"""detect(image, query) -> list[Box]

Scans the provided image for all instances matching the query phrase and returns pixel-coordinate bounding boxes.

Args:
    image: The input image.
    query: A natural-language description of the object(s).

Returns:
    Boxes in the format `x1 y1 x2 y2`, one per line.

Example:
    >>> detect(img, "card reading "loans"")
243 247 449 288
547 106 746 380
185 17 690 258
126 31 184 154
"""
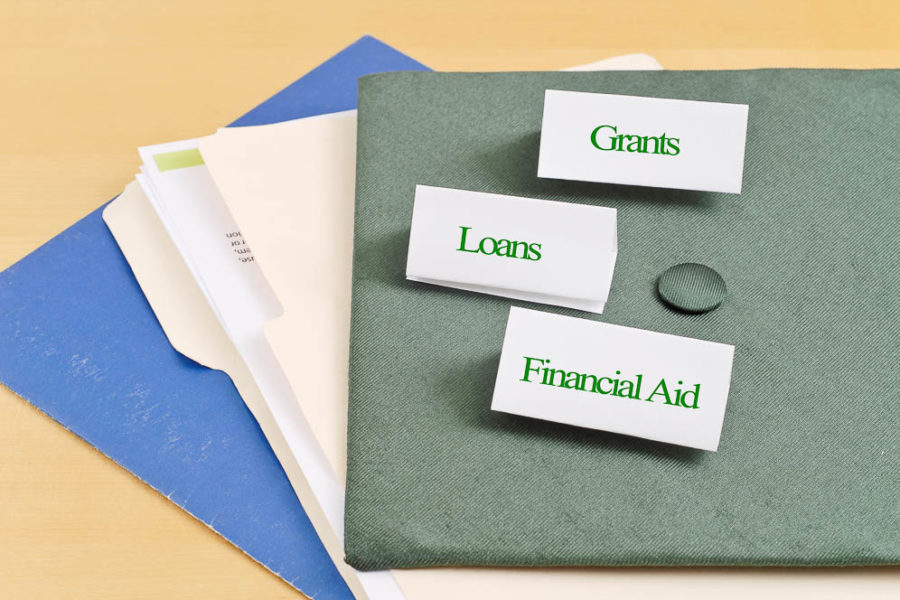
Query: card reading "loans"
406 185 617 313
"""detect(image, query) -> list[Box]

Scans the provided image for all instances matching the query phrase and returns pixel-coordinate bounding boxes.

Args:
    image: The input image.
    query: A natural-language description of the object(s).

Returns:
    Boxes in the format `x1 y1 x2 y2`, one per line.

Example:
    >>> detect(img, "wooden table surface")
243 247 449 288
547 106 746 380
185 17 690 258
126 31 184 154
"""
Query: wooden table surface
1 1 898 598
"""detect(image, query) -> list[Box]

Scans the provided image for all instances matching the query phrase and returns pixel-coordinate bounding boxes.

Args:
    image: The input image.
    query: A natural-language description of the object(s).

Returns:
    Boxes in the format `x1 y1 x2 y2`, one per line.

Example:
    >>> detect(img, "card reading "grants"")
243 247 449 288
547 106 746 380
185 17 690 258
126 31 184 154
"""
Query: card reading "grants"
538 89 749 194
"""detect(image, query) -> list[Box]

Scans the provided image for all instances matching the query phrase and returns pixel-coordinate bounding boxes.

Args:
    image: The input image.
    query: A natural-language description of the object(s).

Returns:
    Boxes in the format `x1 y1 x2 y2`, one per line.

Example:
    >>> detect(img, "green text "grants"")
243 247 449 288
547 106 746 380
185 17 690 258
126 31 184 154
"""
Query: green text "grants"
590 124 681 156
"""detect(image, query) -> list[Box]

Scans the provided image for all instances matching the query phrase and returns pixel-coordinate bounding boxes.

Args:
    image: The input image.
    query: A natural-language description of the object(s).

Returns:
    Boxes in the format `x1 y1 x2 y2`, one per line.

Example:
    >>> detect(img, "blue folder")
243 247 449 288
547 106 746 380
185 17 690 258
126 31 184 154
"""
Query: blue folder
0 36 428 599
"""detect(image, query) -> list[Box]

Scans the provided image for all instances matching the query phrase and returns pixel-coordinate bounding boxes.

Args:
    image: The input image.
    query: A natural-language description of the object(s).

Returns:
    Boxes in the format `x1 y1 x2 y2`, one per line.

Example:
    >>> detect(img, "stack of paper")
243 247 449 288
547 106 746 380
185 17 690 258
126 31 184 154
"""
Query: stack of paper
103 53 665 599
4 32 895 599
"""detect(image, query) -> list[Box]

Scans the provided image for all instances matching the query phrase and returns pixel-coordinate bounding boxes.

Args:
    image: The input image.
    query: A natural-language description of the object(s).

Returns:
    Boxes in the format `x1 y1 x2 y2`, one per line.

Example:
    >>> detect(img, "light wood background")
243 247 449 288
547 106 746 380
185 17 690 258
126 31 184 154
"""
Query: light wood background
1 1 898 598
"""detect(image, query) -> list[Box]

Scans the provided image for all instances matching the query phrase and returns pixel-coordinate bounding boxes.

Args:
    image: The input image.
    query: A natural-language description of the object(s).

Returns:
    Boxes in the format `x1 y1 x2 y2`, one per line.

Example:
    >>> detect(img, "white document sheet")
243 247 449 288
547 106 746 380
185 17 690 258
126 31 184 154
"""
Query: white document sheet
137 140 283 342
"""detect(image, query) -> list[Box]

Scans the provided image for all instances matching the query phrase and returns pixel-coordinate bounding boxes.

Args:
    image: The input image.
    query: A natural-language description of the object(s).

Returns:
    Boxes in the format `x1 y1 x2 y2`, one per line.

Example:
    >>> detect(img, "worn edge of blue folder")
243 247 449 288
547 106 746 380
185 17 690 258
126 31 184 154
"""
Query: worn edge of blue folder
0 35 428 599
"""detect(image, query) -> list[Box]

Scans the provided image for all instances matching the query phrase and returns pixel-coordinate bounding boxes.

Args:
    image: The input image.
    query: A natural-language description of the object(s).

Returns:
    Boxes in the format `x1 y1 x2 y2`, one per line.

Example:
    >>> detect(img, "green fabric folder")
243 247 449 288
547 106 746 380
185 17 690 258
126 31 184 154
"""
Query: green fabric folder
345 70 900 570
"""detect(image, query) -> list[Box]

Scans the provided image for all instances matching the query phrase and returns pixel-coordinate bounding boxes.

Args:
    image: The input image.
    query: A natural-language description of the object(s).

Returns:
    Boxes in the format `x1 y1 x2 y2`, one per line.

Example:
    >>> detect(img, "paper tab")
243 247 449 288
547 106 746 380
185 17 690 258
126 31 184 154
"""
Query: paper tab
538 90 749 194
492 307 735 451
152 148 206 172
406 185 617 313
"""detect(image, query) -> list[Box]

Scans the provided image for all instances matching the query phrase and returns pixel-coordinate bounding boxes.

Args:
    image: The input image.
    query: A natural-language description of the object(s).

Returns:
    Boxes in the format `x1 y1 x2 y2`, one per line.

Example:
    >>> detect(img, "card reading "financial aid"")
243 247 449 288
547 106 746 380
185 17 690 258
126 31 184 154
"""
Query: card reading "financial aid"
492 307 735 451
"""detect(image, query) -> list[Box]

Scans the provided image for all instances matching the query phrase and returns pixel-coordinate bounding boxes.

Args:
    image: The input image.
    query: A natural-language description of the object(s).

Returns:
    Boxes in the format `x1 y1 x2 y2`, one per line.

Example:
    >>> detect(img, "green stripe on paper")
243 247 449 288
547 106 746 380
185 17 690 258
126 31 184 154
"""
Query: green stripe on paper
153 148 205 172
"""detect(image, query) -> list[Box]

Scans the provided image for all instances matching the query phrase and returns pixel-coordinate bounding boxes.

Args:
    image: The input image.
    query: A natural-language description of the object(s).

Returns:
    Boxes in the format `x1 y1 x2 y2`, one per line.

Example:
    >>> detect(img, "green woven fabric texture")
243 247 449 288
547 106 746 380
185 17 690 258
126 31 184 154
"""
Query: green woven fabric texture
345 70 900 570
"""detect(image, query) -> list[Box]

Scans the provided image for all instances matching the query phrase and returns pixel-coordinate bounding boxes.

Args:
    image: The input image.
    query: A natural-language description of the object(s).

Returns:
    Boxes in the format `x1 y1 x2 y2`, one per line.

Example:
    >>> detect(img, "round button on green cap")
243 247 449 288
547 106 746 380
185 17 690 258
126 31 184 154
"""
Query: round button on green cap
657 263 726 313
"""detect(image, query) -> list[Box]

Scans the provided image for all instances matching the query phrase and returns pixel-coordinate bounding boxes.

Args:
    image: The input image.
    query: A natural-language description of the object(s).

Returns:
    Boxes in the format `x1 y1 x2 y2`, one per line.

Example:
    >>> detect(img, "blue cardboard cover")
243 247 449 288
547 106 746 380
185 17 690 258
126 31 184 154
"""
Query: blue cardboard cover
0 36 428 598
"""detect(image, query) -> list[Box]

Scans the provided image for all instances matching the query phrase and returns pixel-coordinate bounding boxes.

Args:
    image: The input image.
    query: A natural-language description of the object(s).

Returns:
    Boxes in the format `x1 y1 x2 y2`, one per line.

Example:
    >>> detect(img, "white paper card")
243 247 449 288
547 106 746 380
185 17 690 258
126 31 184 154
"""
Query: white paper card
538 89 749 194
406 185 617 313
492 307 735 451
135 140 283 344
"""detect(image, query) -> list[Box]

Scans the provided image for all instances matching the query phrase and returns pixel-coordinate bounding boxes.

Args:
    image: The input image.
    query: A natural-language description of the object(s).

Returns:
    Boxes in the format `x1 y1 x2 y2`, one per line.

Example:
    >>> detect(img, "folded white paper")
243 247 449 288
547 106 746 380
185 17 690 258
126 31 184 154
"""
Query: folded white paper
406 185 617 313
493 307 735 451
538 90 749 193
